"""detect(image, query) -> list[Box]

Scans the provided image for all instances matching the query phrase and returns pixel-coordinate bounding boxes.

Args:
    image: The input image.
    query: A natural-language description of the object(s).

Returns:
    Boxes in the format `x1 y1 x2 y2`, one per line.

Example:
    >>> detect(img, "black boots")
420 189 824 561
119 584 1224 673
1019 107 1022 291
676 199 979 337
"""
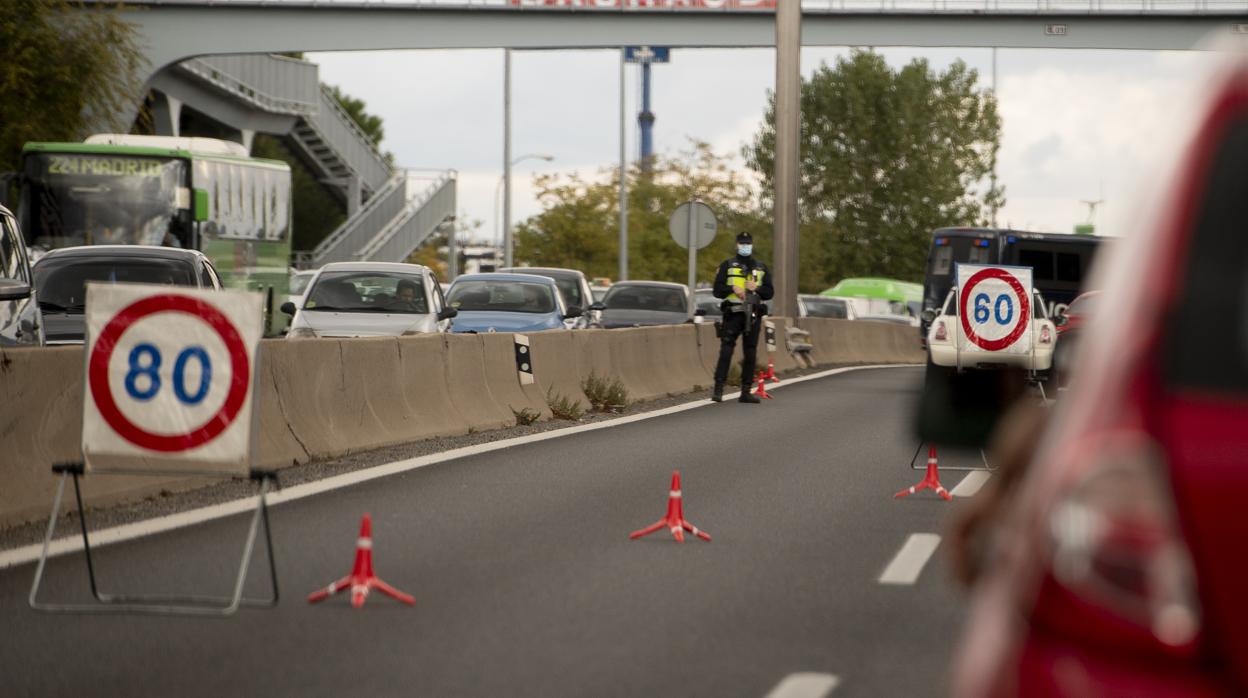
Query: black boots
739 393 761 404
711 383 724 402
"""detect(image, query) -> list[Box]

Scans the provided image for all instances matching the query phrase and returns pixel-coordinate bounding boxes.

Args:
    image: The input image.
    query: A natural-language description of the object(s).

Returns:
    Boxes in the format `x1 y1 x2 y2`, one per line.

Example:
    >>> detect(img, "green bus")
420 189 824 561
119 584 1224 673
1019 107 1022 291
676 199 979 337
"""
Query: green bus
820 277 922 325
17 134 292 335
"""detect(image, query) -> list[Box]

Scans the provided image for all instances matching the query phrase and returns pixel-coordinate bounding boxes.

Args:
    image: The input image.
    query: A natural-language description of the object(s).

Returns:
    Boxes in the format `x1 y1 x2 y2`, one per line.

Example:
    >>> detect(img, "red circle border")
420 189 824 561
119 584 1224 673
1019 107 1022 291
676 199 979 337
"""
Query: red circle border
959 268 1031 352
88 294 251 453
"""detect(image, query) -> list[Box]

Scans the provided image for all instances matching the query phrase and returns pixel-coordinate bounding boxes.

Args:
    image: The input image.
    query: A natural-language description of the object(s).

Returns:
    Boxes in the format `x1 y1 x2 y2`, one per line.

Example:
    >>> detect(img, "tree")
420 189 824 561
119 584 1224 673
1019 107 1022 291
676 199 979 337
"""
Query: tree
0 0 144 172
514 142 767 285
748 50 1002 291
326 84 394 166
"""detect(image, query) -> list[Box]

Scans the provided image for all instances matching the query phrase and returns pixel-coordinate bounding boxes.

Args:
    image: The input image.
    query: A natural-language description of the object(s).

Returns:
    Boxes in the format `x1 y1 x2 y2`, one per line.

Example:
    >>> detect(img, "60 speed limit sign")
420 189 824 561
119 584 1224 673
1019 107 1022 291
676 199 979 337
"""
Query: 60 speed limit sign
956 264 1034 355
82 284 262 475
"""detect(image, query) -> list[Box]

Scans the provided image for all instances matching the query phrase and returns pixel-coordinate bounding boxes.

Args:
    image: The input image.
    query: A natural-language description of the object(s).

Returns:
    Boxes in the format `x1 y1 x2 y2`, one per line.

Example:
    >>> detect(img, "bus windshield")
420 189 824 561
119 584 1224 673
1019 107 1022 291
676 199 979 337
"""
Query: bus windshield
20 152 190 251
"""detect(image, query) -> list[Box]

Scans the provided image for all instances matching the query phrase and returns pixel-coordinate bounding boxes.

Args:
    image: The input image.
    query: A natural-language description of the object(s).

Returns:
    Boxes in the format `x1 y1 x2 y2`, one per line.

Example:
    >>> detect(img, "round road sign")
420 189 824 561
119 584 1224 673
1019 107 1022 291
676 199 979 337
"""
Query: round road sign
668 201 718 250
87 294 251 453
958 267 1031 352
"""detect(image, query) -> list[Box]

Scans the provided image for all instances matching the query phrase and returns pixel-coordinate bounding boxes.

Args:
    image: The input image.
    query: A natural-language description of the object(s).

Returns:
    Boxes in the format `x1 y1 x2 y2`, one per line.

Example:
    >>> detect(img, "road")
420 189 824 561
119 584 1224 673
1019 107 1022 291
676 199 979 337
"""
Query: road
0 365 984 697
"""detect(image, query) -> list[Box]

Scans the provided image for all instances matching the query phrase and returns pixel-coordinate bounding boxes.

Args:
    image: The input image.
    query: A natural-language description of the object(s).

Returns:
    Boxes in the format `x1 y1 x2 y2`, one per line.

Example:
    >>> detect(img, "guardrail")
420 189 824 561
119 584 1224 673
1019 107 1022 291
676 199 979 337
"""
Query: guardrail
180 54 320 116
353 171 457 263
306 85 393 193
311 171 408 266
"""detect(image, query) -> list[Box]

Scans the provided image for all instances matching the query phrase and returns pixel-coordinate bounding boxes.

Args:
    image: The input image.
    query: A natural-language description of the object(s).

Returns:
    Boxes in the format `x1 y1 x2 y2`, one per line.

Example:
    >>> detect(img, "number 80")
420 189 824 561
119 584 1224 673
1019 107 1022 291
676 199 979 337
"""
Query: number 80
124 343 213 405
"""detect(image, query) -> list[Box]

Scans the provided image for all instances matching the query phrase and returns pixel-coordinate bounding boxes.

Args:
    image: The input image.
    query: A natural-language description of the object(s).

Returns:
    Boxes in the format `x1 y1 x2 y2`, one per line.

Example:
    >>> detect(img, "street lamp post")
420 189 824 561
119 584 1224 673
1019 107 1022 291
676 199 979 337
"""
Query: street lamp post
495 153 555 261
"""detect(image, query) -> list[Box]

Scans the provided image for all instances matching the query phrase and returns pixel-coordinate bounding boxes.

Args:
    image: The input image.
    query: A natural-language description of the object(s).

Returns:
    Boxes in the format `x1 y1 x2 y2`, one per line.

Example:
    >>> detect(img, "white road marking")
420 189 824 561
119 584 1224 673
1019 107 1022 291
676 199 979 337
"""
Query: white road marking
763 672 840 698
0 363 915 570
878 533 941 585
950 470 991 498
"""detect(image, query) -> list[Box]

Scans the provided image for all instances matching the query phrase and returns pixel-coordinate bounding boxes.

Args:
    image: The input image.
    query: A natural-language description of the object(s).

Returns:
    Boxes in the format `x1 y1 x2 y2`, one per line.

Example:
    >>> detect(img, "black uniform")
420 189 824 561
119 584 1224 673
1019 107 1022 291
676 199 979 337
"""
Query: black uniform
711 254 774 397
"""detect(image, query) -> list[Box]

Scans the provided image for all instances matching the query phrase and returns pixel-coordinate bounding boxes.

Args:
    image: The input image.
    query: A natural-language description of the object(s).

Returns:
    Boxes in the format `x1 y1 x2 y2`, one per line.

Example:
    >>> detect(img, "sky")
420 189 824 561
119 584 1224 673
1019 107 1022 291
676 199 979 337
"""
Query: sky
311 45 1210 246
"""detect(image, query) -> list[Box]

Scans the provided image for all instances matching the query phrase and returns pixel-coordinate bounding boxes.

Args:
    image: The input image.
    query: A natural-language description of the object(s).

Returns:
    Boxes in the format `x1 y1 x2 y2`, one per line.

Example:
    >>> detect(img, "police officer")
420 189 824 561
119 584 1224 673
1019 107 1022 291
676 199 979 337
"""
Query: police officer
711 232 774 403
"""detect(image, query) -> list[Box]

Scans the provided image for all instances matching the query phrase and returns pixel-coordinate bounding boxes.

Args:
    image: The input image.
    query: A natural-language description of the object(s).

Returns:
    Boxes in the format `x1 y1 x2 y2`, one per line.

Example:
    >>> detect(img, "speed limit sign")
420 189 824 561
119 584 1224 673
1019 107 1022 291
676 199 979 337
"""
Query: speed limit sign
956 264 1033 355
82 283 263 475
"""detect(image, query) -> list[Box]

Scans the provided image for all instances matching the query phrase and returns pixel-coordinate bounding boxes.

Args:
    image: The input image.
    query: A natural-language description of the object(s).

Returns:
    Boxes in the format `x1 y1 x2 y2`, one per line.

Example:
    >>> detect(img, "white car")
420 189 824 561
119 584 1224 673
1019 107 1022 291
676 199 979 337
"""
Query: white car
282 262 456 338
926 287 1056 374
797 294 859 320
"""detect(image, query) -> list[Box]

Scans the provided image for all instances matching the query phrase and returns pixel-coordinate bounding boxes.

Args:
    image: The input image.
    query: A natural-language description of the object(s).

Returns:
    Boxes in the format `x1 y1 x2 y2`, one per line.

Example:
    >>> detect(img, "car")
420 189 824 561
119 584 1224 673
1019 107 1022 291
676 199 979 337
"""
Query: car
693 288 723 319
445 272 580 334
497 266 596 329
287 268 317 308
590 285 611 303
31 245 223 345
593 280 691 329
924 286 1056 376
0 204 41 347
951 55 1248 696
283 261 454 339
822 277 921 326
797 294 859 320
1052 289 1099 388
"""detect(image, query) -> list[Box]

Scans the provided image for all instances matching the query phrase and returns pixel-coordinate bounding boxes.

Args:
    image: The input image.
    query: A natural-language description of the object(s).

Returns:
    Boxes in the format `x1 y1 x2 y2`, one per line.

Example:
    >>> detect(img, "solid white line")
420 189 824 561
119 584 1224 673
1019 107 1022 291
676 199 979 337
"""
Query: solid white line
878 533 941 585
763 672 840 698
0 363 917 570
950 470 991 498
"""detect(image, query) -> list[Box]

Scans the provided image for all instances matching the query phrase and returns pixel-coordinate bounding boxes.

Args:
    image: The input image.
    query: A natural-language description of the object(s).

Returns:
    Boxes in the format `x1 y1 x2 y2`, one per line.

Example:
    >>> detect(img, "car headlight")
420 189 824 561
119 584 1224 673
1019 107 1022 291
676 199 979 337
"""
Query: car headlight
287 327 317 339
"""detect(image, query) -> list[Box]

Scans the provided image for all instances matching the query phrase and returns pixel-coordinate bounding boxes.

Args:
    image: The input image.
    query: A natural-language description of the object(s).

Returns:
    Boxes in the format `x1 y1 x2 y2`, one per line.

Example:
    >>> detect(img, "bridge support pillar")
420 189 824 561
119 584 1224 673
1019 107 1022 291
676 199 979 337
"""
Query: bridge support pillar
152 92 183 138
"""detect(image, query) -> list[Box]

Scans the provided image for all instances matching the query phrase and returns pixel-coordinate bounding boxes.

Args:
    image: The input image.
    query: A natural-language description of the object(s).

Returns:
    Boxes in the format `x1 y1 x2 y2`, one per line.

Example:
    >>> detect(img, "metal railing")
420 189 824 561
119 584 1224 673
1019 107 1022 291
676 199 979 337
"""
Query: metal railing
311 171 409 266
119 0 1248 15
354 171 458 263
179 54 319 116
302 85 393 194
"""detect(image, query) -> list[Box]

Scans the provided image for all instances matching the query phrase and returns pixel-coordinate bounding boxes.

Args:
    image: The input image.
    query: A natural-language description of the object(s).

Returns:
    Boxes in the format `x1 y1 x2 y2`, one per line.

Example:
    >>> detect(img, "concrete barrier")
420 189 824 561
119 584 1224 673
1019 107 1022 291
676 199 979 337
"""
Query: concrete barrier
528 330 590 408
442 333 515 432
478 332 551 421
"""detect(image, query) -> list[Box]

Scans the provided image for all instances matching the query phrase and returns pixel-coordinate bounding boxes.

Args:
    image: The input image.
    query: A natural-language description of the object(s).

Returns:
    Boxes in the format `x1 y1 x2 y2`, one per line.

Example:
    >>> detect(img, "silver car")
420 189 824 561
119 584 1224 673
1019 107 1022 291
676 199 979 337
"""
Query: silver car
283 262 455 338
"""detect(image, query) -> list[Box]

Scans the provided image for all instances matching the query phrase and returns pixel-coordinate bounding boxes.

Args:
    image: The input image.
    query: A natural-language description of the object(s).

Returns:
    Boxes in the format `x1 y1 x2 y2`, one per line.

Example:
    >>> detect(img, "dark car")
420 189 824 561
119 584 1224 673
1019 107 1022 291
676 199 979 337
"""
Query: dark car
32 245 223 344
0 204 41 346
594 280 690 328
497 266 595 328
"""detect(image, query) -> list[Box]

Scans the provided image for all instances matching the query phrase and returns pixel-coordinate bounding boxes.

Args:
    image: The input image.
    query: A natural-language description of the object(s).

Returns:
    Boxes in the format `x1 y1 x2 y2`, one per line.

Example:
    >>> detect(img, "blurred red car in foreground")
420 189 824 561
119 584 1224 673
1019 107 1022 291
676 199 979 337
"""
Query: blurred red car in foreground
953 55 1248 696
1053 291 1099 389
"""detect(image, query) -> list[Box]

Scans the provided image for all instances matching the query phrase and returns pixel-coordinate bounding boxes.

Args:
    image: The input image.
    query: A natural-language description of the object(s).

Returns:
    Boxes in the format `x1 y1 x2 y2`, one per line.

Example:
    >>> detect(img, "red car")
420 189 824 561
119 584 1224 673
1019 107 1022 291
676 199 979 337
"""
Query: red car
1053 291 1100 388
952 57 1248 695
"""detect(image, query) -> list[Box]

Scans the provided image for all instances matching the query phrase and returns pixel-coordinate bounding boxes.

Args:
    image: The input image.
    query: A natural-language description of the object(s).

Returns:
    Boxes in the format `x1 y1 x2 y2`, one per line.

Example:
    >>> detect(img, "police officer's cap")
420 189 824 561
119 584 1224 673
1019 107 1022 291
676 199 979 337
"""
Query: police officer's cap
736 232 753 244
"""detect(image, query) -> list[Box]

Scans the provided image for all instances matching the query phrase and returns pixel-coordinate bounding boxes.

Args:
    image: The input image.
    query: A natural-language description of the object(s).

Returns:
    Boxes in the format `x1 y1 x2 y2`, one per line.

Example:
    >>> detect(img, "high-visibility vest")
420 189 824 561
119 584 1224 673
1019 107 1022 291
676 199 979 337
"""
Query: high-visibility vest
725 264 766 310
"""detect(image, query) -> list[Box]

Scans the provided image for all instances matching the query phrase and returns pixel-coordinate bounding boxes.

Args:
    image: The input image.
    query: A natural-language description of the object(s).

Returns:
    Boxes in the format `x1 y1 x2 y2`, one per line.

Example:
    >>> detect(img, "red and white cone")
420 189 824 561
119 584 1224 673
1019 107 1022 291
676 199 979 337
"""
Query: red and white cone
895 446 952 501
753 372 774 400
760 357 780 384
629 471 712 543
307 513 415 608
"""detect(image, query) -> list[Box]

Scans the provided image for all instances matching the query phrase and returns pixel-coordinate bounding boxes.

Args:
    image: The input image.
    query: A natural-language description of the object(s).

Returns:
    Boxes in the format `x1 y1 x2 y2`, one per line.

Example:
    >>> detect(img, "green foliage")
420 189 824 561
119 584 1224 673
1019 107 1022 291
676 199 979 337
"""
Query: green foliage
511 406 541 426
514 141 766 285
747 50 1003 290
0 0 145 172
581 372 629 413
326 83 394 167
545 388 585 421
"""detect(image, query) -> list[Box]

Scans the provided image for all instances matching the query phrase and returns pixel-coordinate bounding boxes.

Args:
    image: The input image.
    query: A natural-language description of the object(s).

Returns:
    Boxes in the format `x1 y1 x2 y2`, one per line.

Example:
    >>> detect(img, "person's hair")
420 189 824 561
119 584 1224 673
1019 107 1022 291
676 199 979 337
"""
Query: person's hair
396 279 418 295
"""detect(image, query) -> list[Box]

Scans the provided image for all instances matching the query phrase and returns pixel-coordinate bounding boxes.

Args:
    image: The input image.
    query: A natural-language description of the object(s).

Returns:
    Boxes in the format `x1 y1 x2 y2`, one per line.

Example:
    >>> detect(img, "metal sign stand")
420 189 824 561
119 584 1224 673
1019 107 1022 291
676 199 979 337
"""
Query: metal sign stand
29 464 279 616
906 441 995 473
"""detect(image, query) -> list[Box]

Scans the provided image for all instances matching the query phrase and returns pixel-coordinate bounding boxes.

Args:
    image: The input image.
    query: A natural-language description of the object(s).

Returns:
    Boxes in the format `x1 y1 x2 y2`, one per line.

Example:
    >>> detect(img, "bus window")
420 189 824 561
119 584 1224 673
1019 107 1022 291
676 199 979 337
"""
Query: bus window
1056 252 1082 282
932 246 953 275
1019 250 1054 281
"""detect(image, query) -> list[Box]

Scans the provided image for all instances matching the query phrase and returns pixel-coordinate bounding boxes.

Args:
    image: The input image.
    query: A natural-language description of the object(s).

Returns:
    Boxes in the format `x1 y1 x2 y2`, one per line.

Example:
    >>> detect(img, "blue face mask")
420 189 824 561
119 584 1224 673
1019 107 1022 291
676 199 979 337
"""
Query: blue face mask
737 244 753 257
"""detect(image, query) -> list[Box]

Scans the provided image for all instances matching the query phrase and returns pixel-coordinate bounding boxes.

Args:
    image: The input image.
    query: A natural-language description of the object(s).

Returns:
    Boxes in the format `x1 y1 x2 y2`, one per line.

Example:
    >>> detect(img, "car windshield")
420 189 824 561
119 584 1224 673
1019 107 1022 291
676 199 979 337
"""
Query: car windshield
604 285 687 313
34 256 197 311
447 280 556 314
803 296 849 319
289 271 315 296
303 271 429 314
695 291 723 316
510 271 583 308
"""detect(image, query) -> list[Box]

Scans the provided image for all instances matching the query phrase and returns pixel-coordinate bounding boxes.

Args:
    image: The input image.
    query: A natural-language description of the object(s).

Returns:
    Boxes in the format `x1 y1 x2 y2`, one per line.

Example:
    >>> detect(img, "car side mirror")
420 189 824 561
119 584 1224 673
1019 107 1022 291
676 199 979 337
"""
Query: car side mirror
0 282 32 302
437 307 459 321
565 306 584 319
589 302 606 312
280 301 296 316
694 308 707 317
921 308 938 324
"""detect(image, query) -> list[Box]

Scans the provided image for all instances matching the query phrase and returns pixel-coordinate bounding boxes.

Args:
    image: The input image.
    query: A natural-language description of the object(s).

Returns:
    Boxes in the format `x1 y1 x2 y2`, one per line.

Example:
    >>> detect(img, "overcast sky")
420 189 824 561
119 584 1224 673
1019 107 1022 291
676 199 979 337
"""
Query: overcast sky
311 46 1209 245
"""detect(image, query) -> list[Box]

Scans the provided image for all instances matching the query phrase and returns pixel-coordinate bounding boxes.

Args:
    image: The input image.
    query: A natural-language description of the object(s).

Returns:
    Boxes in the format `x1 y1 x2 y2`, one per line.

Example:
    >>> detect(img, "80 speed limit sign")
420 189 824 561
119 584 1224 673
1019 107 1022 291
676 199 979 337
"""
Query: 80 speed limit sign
956 264 1034 355
82 284 263 475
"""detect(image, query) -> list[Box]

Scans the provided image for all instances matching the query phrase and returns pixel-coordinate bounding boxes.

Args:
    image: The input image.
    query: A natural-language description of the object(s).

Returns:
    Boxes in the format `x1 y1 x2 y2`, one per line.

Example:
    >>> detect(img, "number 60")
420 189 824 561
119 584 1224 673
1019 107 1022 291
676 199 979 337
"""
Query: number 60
973 292 1014 325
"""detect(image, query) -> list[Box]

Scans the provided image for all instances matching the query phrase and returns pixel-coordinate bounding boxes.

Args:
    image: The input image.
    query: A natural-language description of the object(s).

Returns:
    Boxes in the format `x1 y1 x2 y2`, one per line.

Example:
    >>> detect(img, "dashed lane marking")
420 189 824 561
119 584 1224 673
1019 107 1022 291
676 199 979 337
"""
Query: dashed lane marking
950 470 991 498
878 533 941 585
763 672 840 698
0 364 916 571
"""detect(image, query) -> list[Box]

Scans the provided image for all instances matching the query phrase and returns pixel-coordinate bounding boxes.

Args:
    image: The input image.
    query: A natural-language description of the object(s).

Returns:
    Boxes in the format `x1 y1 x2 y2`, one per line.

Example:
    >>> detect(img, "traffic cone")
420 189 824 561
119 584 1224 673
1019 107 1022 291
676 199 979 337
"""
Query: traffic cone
753 372 774 400
895 445 952 501
629 471 711 543
760 357 780 384
307 513 415 608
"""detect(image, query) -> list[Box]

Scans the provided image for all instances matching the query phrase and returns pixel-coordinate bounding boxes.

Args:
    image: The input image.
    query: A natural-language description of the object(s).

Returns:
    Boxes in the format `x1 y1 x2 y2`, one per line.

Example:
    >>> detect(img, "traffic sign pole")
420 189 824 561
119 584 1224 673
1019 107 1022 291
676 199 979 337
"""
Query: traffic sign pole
687 202 696 320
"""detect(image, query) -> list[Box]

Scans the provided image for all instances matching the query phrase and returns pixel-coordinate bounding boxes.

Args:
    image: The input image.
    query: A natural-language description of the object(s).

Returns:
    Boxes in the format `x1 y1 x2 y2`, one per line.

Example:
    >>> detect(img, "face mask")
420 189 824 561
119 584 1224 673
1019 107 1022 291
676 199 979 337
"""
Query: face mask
737 244 753 256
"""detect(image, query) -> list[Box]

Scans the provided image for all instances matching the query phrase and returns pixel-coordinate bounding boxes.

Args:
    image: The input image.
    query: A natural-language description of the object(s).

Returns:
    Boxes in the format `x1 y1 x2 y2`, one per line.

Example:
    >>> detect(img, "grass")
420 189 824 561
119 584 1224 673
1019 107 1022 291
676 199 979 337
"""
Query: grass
511 406 541 426
582 372 629 413
546 388 586 421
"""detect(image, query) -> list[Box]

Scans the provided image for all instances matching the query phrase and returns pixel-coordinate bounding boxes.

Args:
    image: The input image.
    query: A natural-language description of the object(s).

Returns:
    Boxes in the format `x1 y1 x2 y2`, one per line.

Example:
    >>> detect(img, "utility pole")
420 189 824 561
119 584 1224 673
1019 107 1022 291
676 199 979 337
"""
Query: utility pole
619 48 629 281
772 0 801 318
503 48 514 267
990 46 999 229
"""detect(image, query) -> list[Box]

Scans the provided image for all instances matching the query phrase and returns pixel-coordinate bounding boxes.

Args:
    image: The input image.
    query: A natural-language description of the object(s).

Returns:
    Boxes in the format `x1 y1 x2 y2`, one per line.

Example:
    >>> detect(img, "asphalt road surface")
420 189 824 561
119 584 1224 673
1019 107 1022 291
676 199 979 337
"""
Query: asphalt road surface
0 365 985 697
